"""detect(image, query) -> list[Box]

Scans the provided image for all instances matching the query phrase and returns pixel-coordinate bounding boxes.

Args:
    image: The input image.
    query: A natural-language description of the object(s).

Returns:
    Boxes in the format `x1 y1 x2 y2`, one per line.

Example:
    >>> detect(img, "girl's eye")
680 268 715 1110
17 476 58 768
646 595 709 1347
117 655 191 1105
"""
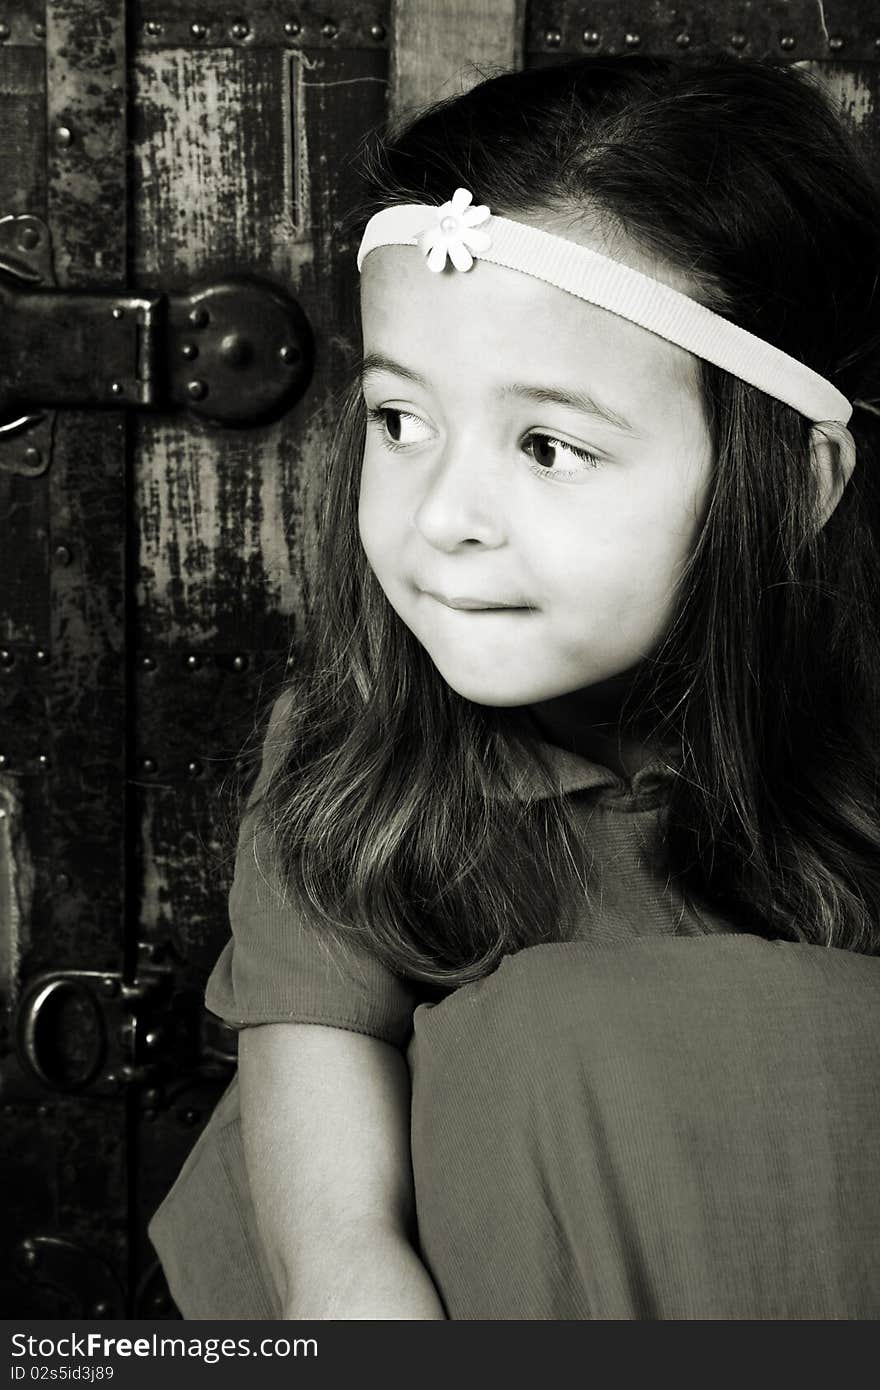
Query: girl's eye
524 433 603 479
366 406 433 449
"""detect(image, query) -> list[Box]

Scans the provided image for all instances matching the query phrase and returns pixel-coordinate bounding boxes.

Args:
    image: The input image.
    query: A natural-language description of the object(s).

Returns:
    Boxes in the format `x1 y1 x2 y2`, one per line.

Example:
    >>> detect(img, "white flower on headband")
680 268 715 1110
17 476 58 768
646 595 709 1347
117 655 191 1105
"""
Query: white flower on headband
417 188 492 272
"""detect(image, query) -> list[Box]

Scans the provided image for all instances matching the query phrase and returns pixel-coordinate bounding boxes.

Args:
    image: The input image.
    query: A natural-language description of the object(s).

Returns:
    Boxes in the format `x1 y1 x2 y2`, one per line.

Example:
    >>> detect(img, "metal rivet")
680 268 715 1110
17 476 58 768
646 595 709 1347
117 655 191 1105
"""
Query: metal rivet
232 654 248 671
102 977 118 996
675 32 691 48
181 1108 200 1125
181 341 198 360
0 23 9 41
191 22 207 40
186 654 201 670
219 332 252 368
186 760 202 777
32 21 45 38
144 20 162 37
38 754 49 769
231 21 249 40
21 1243 39 1268
582 29 600 46
875 36 880 49
55 872 71 892
34 648 48 663
55 125 74 147
18 225 39 250
92 1301 111 1317
37 1103 49 1116
279 344 300 364
188 306 209 328
54 545 72 566
0 755 6 767
110 381 124 396
730 31 747 48
369 22 385 40
141 654 156 670
186 379 208 401
544 28 562 47
625 32 641 46
284 21 301 38
141 757 157 775
779 34 796 50
24 446 42 468
111 306 124 319
828 34 844 51
0 649 12 668
322 20 338 38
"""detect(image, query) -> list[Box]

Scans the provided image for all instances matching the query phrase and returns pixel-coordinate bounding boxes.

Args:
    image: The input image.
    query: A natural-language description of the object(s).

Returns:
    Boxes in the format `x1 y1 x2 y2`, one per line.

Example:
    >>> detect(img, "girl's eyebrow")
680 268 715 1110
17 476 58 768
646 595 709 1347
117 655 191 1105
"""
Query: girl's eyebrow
500 383 641 436
359 352 641 436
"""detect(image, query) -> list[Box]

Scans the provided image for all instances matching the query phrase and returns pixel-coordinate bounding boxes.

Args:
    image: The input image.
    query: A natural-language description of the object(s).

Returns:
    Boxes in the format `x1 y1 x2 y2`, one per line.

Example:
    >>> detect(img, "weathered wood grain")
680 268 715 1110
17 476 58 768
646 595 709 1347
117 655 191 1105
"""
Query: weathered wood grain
800 56 880 155
133 44 386 647
0 45 50 649
390 0 524 118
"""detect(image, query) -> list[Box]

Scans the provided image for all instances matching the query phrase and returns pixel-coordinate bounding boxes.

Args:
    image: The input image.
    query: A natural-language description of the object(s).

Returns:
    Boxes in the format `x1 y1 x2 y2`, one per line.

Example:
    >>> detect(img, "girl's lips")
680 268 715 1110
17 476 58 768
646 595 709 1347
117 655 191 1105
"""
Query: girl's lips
426 592 531 611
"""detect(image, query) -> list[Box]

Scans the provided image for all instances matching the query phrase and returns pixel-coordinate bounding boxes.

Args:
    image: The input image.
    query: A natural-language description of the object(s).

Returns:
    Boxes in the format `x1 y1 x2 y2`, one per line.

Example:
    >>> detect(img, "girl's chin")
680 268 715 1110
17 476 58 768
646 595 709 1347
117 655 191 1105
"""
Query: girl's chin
430 664 584 710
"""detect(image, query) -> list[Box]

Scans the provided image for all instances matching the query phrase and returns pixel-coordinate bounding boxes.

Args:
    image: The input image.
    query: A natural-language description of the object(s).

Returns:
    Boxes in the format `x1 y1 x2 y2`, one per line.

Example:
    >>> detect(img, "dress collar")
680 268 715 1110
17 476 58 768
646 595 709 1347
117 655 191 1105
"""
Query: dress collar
501 735 681 806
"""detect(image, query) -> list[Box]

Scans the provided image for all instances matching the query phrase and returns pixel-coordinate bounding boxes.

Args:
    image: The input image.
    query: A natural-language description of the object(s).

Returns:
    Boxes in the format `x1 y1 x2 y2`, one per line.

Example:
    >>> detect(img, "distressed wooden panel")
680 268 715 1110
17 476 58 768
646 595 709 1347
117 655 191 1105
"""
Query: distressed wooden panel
526 0 880 59
800 57 880 154
1 0 132 1321
47 0 128 287
132 45 386 648
47 413 127 979
1 1099 128 1316
390 0 525 116
0 47 48 212
0 45 50 648
135 0 392 49
0 0 47 48
133 647 289 973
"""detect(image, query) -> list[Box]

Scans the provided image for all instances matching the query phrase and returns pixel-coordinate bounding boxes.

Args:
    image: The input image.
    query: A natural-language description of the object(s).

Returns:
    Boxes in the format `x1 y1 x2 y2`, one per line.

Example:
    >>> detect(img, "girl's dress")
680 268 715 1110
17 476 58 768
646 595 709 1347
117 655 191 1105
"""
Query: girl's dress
149 696 880 1319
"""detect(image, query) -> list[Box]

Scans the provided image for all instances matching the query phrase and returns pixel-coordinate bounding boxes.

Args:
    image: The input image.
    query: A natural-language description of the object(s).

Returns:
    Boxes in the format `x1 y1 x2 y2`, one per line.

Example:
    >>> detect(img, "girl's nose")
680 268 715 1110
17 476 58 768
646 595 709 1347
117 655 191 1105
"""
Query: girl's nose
412 442 506 552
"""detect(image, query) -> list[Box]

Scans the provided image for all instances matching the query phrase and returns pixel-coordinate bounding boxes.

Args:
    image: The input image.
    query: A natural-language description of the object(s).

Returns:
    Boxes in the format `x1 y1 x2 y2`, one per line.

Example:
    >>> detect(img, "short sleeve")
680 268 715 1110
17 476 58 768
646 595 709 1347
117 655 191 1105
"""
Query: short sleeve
204 690 423 1048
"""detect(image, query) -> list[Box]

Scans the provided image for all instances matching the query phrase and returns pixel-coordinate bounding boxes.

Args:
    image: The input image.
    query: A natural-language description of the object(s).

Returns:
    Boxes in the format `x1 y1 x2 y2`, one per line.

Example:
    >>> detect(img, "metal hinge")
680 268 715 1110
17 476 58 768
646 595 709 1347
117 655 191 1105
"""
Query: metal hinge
0 213 314 474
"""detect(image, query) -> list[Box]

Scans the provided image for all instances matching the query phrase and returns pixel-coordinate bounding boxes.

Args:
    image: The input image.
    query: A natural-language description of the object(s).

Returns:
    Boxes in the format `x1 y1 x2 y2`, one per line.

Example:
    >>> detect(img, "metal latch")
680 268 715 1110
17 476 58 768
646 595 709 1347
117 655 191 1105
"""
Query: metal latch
10 934 235 1100
0 214 314 439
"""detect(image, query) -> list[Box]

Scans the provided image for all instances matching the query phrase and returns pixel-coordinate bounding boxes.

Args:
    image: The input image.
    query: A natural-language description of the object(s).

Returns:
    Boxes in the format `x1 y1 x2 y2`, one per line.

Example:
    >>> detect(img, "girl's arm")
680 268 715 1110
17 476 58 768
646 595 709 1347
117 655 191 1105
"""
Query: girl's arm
238 1022 447 1319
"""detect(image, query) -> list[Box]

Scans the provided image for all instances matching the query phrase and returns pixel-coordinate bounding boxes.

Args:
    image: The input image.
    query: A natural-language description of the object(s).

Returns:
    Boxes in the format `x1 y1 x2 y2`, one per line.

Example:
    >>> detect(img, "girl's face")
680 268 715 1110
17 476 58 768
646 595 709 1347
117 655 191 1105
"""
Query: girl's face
358 217 714 710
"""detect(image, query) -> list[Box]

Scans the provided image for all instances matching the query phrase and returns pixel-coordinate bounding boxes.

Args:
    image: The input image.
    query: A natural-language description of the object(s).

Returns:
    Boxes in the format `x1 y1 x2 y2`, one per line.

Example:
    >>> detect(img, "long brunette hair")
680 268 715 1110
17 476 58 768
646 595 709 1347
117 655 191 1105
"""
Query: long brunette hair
250 54 880 978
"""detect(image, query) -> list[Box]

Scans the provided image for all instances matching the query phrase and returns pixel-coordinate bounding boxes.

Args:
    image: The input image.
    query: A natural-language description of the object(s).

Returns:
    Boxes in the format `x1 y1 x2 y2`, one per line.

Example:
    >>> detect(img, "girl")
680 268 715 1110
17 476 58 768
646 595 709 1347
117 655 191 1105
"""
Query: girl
150 53 880 1320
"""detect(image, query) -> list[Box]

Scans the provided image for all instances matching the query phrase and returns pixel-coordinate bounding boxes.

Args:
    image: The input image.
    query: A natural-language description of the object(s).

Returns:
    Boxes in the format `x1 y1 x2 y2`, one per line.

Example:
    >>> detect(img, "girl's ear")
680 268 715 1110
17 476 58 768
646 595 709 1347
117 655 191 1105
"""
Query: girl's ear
810 420 857 530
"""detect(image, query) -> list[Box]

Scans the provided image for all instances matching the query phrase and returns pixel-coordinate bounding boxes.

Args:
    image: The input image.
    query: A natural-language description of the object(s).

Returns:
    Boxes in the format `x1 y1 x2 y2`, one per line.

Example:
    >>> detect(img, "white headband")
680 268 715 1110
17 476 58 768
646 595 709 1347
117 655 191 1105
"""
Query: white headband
357 188 853 426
